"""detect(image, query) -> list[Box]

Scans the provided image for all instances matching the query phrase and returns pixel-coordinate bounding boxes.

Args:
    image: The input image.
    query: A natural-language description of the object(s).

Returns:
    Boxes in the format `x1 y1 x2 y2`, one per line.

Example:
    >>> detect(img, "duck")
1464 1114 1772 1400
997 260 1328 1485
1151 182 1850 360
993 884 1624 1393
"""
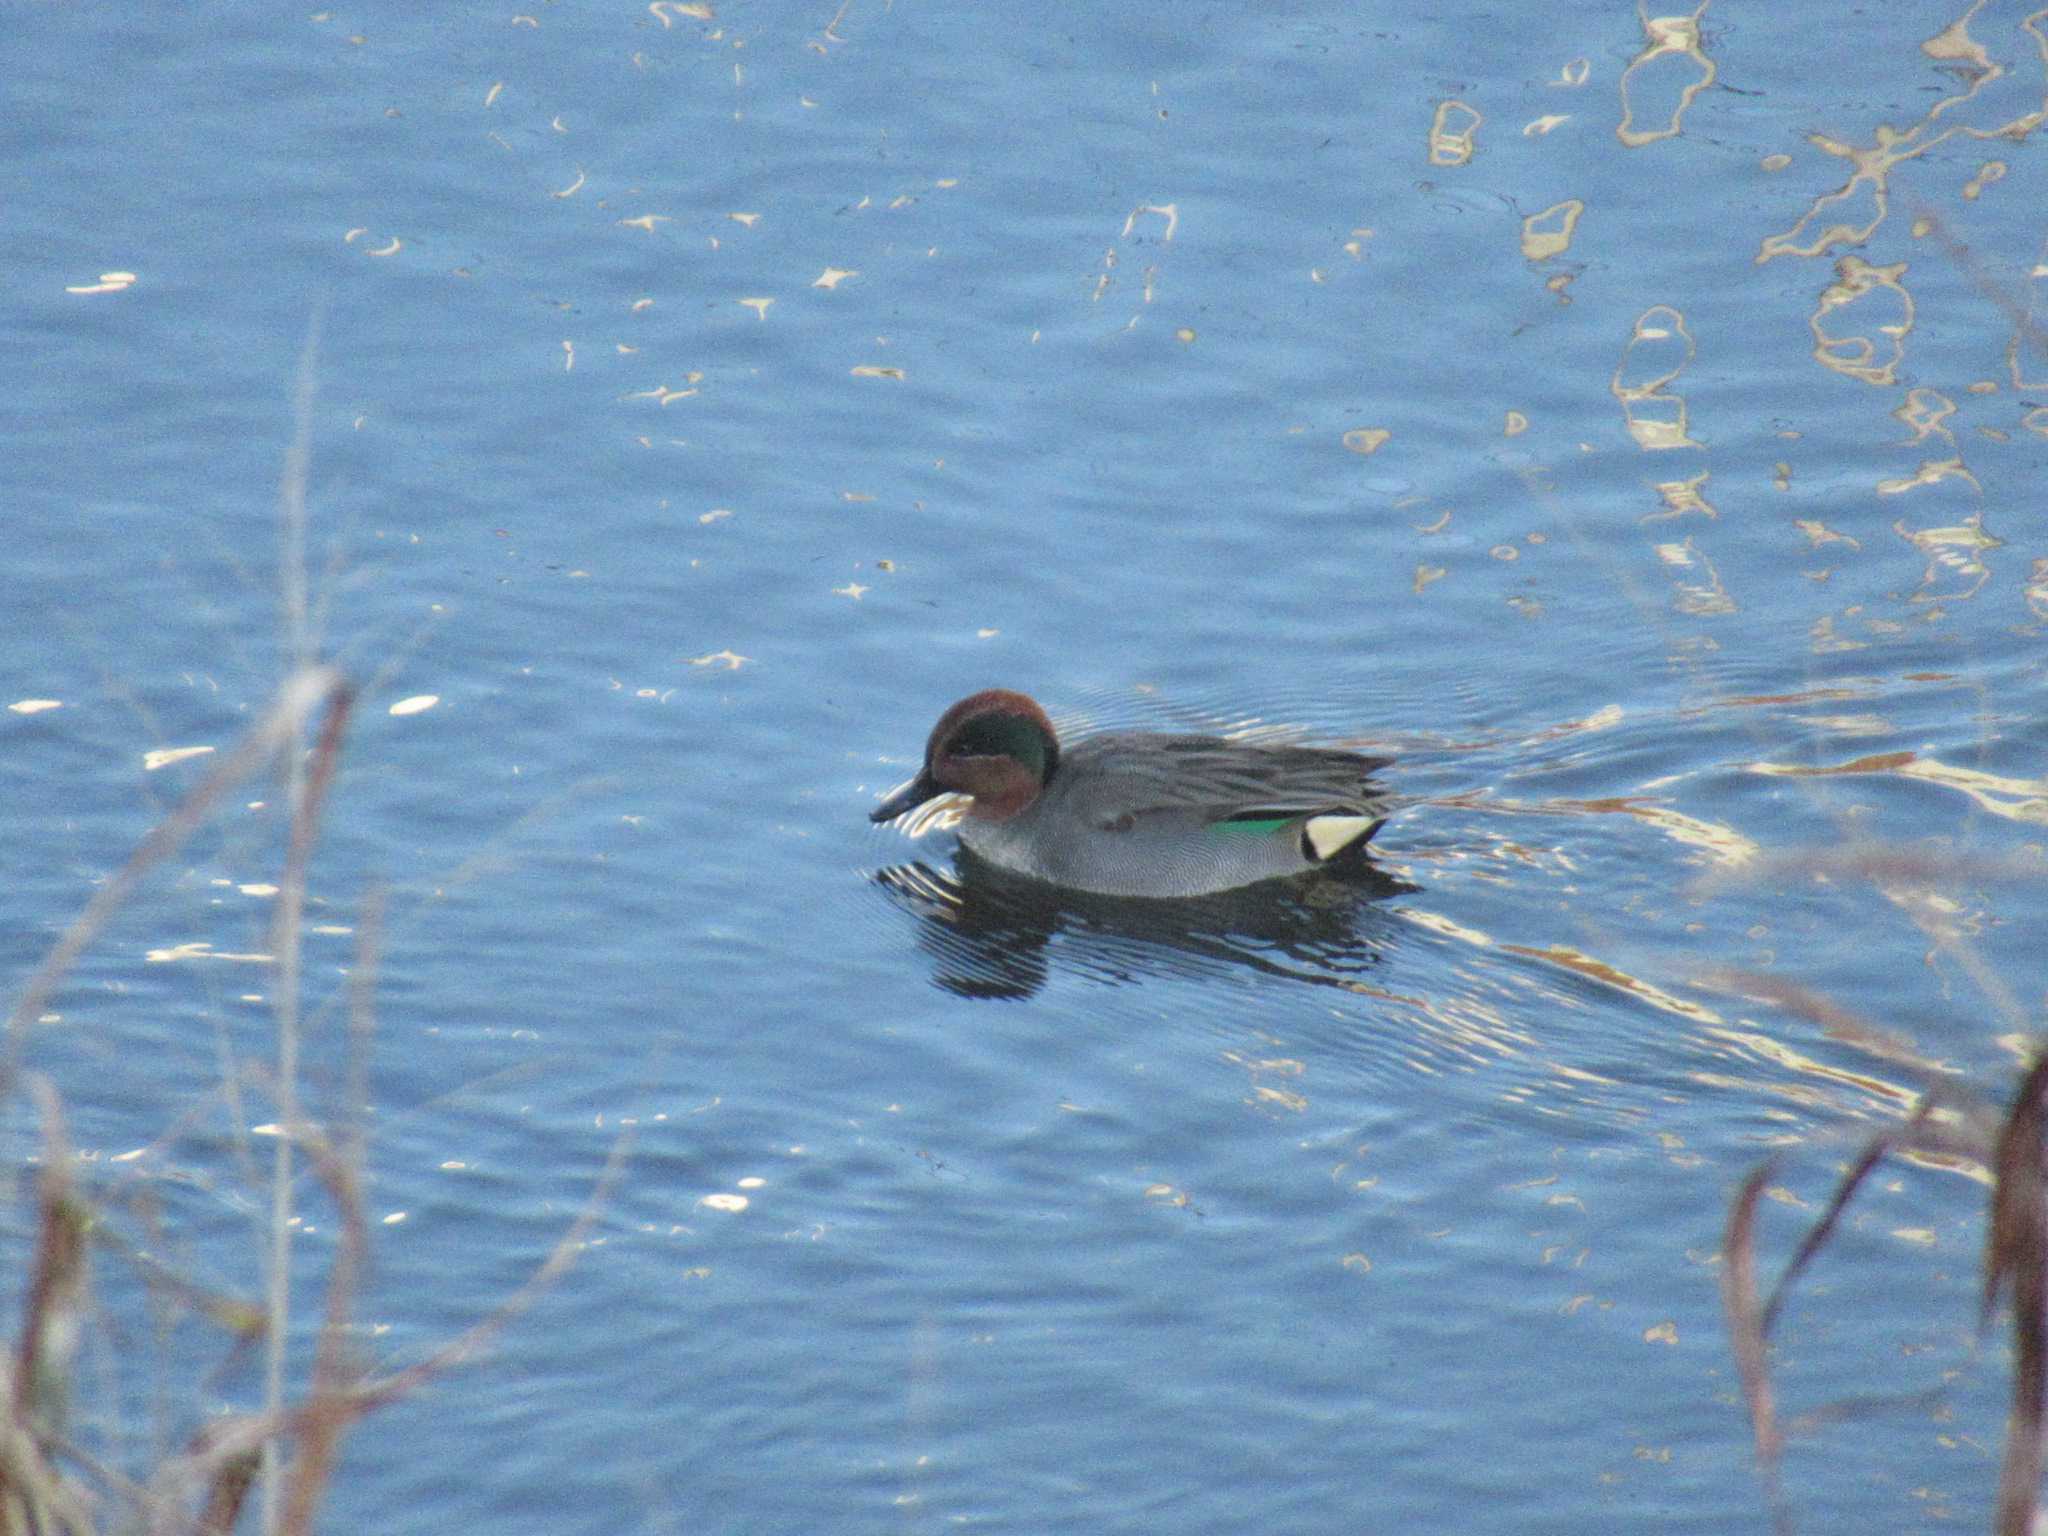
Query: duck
869 689 1393 897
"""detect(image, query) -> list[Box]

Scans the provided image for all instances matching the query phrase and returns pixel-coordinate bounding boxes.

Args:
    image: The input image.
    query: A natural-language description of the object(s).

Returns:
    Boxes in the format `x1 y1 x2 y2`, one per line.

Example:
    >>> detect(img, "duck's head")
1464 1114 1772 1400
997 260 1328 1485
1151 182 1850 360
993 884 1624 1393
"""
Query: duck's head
870 689 1060 825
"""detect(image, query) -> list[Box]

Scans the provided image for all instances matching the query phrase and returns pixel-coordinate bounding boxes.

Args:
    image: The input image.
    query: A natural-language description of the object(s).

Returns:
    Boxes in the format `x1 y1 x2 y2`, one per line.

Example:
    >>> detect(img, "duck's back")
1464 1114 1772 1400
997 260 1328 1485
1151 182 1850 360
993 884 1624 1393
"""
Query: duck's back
958 731 1391 897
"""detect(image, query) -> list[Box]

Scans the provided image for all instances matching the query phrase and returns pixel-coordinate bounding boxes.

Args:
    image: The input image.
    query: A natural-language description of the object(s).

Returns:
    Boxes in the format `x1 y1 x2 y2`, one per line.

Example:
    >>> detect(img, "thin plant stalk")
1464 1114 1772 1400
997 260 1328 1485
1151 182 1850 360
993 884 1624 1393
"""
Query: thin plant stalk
1725 1056 2048 1536
3 667 345 1090
1985 1057 2048 1536
259 686 351 1536
1 1074 97 1536
261 305 326 1536
146 1128 632 1527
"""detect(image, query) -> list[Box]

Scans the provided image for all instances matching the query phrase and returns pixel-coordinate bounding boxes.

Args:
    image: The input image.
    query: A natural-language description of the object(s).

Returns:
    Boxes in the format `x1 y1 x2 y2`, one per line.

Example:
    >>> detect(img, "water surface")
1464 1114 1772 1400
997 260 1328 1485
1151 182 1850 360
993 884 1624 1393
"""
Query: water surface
4 3 2046 1531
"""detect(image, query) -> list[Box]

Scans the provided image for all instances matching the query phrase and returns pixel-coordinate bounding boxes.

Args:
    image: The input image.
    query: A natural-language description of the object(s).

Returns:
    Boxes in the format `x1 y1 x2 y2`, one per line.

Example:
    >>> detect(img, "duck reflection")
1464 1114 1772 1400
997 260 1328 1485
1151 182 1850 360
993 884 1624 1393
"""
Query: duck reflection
872 847 1416 1000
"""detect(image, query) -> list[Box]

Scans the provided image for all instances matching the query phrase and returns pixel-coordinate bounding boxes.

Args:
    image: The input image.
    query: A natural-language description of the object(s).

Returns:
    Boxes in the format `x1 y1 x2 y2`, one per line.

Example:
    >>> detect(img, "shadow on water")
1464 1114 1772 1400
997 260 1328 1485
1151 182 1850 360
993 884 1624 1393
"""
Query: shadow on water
871 847 1417 1000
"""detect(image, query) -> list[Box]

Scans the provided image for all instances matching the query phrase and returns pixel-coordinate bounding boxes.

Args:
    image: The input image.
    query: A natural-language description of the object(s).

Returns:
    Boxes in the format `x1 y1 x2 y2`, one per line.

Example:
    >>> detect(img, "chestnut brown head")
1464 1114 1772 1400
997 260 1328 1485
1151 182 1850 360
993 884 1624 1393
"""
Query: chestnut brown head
869 690 1060 824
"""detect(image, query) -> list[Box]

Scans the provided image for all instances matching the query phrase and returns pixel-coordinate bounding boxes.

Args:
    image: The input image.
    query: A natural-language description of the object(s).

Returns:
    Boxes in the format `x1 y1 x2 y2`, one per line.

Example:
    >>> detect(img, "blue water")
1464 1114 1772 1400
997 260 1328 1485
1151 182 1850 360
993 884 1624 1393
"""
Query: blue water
5 2 2046 1531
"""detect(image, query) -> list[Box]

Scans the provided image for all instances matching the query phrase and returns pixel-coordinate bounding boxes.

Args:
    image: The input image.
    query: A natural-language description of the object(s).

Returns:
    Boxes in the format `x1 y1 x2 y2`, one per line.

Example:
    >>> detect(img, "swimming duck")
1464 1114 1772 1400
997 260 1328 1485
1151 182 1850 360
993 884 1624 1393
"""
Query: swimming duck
869 689 1392 897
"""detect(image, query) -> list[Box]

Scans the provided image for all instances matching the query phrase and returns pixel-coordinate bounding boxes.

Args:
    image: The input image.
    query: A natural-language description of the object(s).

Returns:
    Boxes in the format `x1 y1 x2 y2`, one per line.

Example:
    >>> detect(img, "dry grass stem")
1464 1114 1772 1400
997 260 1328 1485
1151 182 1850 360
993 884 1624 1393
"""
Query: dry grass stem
4 668 350 1089
1725 1050 2048 1536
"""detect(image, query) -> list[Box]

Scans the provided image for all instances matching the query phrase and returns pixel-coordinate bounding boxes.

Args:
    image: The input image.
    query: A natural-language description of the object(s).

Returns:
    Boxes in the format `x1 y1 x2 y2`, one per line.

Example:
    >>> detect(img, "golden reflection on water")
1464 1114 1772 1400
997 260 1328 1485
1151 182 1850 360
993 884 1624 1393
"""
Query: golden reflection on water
1653 538 1736 616
1369 667 2035 1143
1875 457 1979 496
1640 471 1715 524
1892 511 2002 600
1519 199 1581 261
1810 256 1914 383
1428 792 1759 870
1501 942 1723 1025
1611 306 1701 451
1427 100 1482 167
1696 1022 1918 1113
1748 751 2048 824
1227 1048 1310 1115
1735 0 2048 467
1615 2 1717 149
1894 387 1959 441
